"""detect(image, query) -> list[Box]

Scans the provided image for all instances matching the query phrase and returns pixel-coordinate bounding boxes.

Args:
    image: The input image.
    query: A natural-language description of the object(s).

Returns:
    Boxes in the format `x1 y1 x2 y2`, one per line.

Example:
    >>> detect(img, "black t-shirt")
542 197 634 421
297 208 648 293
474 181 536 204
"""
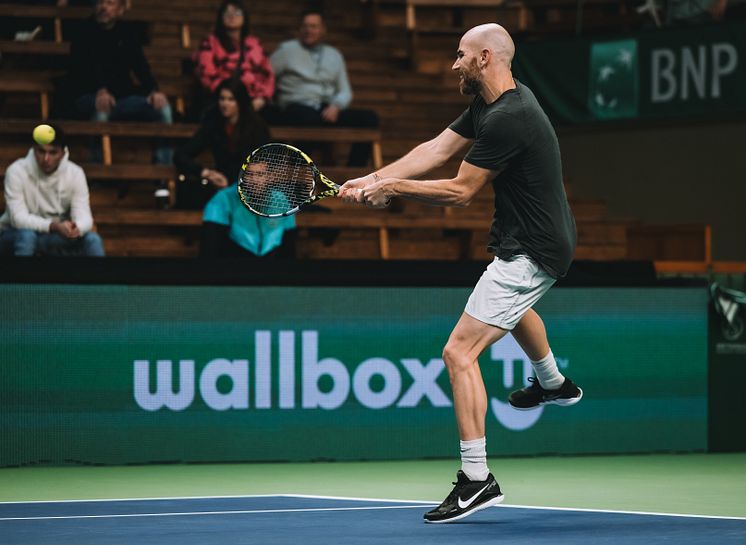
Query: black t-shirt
449 79 576 278
68 18 157 98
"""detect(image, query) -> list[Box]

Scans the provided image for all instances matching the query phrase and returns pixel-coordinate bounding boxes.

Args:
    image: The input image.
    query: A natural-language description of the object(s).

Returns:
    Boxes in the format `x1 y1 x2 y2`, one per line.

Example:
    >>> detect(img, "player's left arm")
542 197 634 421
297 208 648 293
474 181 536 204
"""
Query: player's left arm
361 160 500 208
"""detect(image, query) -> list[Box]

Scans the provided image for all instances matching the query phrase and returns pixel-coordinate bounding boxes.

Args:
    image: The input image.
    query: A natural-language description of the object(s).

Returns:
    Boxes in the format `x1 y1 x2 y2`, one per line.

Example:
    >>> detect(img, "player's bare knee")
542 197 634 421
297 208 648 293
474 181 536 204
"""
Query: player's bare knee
442 342 471 375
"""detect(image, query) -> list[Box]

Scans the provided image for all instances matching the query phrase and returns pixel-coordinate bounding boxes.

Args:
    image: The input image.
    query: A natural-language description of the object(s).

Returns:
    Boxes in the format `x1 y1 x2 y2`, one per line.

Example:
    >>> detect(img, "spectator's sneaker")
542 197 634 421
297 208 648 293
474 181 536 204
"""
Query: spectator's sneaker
509 377 583 410
423 471 504 523
154 187 171 210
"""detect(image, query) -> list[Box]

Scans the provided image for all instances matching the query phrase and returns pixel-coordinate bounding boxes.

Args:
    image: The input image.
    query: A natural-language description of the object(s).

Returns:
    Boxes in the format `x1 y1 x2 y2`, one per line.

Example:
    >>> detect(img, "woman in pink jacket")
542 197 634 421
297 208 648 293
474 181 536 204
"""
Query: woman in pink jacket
194 0 275 112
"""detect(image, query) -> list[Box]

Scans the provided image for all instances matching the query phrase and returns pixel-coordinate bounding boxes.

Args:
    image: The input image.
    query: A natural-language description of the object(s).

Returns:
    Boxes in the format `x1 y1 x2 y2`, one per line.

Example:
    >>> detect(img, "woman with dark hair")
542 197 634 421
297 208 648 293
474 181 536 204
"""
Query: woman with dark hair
176 78 267 195
174 79 295 258
194 0 275 112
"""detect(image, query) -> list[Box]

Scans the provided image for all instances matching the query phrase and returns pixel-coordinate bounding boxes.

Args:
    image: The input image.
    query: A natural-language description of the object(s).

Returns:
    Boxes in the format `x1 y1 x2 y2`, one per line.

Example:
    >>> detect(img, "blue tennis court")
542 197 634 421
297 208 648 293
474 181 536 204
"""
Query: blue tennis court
2 495 744 545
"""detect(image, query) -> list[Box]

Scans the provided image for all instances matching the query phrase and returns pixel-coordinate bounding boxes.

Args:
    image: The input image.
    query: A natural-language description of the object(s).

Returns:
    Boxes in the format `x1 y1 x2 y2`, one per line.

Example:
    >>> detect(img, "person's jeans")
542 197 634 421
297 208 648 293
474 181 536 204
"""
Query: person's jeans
0 228 14 256
75 94 174 164
0 228 105 257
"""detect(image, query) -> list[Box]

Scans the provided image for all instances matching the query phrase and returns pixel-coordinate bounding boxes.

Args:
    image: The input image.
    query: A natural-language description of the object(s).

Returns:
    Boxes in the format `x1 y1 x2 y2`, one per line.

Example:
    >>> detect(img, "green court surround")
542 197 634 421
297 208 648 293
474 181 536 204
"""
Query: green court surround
2 453 744 518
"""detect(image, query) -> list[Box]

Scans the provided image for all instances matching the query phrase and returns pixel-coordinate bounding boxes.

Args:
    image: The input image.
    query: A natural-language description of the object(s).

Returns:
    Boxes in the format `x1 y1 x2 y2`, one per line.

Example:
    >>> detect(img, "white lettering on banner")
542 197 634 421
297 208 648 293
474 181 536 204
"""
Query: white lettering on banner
651 49 676 102
651 43 738 103
133 331 452 412
397 358 451 408
279 330 295 409
302 330 350 410
199 359 249 411
133 359 195 411
255 331 271 409
712 43 738 98
681 46 707 100
353 358 402 409
132 331 568 434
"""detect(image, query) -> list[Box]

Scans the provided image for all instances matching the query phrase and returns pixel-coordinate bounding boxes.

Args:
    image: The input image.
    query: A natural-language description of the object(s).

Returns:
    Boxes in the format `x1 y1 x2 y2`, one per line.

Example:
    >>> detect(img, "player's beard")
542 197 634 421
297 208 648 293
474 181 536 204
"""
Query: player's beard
458 59 482 96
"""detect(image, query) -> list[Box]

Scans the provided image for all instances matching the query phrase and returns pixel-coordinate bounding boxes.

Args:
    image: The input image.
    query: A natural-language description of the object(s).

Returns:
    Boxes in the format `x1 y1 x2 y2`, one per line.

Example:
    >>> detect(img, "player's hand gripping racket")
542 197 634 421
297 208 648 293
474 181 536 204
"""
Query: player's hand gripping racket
237 143 339 217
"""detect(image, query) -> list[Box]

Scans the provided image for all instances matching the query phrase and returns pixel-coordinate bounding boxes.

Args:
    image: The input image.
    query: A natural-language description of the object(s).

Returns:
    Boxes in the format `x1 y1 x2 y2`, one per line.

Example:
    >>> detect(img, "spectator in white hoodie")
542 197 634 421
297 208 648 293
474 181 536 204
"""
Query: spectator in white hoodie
0 125 105 257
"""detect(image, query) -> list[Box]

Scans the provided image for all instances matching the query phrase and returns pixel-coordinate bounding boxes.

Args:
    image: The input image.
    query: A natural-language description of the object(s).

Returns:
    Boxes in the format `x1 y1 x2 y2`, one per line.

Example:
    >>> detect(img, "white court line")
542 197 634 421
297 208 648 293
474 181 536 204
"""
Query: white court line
278 494 434 505
0 504 427 522
1 493 744 522
0 494 286 505
284 494 746 522
495 503 746 522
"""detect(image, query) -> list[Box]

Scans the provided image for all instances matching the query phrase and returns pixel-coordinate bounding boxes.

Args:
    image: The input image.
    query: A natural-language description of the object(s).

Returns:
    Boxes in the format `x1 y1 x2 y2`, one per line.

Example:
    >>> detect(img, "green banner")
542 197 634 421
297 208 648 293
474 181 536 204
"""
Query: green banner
589 39 639 120
0 285 707 466
514 21 746 123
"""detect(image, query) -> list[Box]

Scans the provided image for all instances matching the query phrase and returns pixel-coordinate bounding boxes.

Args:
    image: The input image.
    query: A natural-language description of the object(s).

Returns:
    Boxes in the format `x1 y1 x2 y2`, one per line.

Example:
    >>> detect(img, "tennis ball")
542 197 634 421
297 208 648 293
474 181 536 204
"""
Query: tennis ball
32 124 56 146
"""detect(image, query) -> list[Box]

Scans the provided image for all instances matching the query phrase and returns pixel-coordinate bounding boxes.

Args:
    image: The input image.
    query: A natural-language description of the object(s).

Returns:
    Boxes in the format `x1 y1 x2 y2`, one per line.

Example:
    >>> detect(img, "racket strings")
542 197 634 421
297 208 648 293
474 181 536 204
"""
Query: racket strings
239 146 315 216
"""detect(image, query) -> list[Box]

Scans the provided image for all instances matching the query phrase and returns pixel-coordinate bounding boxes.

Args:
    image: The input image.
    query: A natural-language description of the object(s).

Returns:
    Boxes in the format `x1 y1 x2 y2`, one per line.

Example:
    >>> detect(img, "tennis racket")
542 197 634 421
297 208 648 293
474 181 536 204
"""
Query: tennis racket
237 143 339 217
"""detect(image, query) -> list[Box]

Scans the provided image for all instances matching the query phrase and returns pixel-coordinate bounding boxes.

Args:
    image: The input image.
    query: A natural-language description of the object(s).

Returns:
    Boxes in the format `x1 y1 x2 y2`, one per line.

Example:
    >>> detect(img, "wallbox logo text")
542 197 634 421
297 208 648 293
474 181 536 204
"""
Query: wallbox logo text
134 331 451 412
133 330 568 431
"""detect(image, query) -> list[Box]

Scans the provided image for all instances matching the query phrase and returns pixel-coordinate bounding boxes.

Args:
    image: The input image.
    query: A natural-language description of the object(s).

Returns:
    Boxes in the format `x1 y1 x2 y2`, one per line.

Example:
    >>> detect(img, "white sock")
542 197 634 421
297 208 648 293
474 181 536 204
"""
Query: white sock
531 350 565 390
460 437 489 481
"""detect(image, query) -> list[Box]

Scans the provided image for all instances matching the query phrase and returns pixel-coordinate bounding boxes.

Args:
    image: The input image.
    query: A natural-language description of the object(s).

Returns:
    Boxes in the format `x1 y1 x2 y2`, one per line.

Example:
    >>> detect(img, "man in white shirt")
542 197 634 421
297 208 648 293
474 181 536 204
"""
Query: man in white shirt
269 9 379 166
0 126 105 257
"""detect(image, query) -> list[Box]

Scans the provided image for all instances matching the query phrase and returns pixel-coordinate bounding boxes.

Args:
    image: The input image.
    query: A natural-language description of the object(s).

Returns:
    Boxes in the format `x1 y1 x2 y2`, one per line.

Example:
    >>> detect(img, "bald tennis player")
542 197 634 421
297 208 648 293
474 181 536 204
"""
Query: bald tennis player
340 23 582 523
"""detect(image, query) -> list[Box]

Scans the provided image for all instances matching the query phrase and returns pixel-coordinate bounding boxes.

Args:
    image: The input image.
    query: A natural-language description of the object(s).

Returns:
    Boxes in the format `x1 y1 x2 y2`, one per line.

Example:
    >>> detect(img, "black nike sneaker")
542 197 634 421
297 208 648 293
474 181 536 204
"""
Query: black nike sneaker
508 377 583 410
423 471 504 523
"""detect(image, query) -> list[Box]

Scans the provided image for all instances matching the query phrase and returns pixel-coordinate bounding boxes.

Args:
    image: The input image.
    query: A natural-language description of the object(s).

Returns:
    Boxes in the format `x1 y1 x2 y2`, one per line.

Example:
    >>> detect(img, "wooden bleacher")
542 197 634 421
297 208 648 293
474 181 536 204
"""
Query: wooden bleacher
368 0 640 72
0 0 720 268
0 4 217 48
0 120 382 170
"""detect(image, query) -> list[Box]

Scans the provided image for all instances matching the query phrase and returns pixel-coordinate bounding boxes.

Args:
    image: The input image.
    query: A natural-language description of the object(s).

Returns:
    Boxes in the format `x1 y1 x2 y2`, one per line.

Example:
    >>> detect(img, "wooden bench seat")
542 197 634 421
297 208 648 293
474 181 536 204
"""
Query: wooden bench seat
0 67 424 129
0 3 356 49
0 120 384 169
0 163 175 181
89 205 658 261
0 4 209 48
646 226 746 274
401 0 636 70
403 0 521 67
0 40 199 60
0 72 198 118
95 208 201 227
0 71 195 119
1 163 371 212
0 114 706 262
0 72 57 119
0 40 68 56
628 224 711 262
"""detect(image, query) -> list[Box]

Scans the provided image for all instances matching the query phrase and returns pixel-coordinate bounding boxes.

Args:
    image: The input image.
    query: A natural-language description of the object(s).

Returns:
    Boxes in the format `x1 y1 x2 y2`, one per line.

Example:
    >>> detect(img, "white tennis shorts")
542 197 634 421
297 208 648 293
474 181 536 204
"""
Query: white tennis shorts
464 254 555 330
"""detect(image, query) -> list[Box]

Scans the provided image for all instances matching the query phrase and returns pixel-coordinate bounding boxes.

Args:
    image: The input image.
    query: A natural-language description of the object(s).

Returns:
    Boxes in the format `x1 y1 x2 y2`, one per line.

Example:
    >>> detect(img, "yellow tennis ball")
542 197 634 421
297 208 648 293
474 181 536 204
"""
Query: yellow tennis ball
33 124 56 146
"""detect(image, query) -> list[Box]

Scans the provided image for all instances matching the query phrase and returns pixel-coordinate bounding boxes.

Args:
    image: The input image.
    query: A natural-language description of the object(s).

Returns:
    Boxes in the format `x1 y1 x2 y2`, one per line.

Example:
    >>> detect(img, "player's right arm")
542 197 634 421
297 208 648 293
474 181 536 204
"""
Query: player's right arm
339 128 471 200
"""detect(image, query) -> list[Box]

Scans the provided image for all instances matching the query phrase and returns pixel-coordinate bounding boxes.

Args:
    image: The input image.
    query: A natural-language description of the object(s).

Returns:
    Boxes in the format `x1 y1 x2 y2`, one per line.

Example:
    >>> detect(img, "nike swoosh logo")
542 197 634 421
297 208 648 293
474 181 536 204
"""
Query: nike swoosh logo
457 483 491 509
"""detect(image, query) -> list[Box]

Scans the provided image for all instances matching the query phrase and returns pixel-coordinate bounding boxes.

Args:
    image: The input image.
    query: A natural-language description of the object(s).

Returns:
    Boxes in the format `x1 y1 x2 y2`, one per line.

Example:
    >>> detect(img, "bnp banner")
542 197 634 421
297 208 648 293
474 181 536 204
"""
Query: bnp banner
513 21 745 123
0 285 707 466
